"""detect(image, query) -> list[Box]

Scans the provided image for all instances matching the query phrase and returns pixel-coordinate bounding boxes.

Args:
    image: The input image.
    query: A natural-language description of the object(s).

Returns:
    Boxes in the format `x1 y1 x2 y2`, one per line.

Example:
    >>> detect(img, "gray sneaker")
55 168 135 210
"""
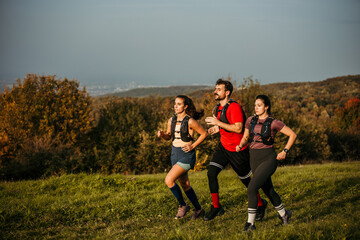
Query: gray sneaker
175 204 190 219
190 208 205 220
279 209 292 225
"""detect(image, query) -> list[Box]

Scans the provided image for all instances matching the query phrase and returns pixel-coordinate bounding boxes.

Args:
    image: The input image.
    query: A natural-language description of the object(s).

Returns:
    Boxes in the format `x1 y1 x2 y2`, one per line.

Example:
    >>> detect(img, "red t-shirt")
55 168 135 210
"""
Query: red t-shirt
217 102 247 152
245 116 285 149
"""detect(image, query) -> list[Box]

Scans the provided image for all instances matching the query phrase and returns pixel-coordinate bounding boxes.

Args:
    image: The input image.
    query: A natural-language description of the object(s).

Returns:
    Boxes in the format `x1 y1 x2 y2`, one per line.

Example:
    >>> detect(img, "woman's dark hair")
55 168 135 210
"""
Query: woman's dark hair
216 79 233 96
256 95 271 114
176 95 204 120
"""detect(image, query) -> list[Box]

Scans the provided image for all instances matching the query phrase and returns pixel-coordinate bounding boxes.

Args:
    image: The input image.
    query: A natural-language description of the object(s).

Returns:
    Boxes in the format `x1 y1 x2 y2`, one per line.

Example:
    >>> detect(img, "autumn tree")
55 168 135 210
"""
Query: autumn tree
0 74 91 179
327 97 360 161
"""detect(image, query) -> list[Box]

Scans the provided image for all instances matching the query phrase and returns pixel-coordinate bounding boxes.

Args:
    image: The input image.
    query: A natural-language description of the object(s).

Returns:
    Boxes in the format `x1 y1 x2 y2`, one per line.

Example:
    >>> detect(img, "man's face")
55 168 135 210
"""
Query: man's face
214 84 228 101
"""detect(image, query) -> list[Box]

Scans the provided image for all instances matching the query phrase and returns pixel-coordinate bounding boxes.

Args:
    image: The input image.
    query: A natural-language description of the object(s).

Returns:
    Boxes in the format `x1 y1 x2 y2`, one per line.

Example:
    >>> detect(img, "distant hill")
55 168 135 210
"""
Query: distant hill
263 75 360 107
102 75 360 102
105 85 212 98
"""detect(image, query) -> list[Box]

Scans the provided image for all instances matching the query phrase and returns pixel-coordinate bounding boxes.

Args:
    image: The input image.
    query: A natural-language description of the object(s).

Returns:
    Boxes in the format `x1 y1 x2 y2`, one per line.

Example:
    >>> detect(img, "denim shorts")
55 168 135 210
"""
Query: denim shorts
171 146 196 171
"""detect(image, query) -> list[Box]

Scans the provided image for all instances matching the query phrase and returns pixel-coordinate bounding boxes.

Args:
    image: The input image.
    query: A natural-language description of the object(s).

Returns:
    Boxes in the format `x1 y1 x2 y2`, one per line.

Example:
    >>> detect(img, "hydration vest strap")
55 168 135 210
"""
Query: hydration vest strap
249 115 274 145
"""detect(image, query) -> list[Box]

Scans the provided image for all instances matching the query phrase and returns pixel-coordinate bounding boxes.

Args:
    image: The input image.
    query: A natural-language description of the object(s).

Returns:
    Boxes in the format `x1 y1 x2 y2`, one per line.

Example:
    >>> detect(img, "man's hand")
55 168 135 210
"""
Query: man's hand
205 115 220 126
208 126 220 135
235 145 242 152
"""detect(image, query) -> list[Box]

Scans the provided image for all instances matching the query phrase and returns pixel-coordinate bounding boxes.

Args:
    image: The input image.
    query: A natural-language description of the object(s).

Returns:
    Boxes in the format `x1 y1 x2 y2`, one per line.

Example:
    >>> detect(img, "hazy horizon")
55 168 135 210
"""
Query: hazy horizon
1 0 360 95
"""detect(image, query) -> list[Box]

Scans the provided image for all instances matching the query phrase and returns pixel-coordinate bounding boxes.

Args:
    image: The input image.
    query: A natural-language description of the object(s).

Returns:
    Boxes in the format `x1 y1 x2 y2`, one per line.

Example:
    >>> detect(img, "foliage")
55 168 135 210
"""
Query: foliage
0 74 91 179
78 75 360 173
1 74 359 179
333 97 360 131
326 97 360 161
0 162 359 239
89 97 172 174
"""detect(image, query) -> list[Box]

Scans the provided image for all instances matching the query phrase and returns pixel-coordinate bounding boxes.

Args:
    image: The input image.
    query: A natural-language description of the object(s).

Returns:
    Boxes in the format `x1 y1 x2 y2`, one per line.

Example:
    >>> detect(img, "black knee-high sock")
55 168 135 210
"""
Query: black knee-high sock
185 187 201 210
170 183 186 206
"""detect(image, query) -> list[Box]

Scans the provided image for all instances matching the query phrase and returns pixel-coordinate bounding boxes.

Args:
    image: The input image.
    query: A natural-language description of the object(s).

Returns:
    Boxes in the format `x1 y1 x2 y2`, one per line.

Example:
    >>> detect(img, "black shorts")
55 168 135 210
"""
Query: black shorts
209 143 252 179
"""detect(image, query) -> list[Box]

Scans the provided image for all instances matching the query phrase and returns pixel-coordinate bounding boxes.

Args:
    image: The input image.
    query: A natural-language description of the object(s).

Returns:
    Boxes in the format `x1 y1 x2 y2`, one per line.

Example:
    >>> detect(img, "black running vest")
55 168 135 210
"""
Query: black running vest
213 99 246 132
248 115 275 145
170 115 193 142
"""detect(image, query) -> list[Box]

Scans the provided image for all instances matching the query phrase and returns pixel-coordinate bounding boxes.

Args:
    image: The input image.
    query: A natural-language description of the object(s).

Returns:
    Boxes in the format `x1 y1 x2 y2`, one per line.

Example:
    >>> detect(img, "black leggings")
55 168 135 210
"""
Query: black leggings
247 148 282 209
207 144 252 193
208 165 251 193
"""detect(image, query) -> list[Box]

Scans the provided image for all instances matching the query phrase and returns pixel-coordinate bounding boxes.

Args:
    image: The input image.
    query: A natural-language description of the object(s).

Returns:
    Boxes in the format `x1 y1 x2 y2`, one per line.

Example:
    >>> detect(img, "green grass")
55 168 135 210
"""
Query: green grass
1 162 359 239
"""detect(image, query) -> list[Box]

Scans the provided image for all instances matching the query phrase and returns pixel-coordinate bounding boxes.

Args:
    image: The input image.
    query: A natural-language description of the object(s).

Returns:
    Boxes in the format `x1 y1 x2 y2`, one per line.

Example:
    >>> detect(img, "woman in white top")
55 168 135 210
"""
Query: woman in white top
158 95 208 220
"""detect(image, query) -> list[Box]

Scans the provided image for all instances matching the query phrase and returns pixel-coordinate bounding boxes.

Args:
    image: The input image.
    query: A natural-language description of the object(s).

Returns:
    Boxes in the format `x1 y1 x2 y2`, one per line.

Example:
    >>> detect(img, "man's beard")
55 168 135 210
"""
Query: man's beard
215 94 226 101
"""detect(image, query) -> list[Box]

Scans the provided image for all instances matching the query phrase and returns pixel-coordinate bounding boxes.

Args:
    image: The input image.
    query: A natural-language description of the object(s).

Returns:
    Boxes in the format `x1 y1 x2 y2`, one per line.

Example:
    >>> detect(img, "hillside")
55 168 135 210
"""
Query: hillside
102 76 360 111
105 85 212 98
264 75 360 109
1 162 359 239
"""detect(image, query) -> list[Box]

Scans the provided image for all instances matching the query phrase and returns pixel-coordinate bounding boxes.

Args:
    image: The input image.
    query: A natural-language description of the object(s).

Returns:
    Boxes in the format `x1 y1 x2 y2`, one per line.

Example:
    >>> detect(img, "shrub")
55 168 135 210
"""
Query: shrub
0 74 91 179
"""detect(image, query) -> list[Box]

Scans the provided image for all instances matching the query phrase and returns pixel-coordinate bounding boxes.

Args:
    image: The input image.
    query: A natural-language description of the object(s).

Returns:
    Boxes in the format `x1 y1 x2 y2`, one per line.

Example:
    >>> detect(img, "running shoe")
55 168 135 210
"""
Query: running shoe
190 208 205 220
243 222 256 232
279 209 292 225
255 198 268 221
175 204 190 219
203 206 225 221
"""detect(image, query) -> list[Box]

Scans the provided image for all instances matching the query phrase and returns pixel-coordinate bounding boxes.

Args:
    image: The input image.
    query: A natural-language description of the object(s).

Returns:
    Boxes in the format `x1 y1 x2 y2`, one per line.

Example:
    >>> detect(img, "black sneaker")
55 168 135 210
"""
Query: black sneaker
203 206 225 221
243 222 256 232
279 209 292 225
255 199 268 221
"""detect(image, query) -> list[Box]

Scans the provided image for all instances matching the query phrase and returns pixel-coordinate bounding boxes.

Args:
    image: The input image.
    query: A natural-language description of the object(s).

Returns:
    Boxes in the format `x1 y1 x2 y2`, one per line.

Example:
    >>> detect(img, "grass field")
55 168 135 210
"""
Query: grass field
1 162 359 239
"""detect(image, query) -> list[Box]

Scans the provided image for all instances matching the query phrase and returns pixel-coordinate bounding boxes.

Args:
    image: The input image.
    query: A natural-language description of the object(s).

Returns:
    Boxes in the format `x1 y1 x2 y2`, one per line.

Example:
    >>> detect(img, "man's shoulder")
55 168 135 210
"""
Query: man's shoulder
227 101 243 113
228 100 241 108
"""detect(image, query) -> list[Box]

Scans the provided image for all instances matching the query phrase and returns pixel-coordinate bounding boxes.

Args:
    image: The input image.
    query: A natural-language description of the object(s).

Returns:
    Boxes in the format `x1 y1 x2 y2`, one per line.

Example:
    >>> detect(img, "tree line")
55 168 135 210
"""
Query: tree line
0 74 359 180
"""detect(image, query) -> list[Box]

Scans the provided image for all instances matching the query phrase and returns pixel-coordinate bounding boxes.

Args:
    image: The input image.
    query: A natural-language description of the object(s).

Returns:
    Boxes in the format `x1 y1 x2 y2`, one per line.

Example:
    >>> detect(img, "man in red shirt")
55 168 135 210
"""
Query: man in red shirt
203 79 267 221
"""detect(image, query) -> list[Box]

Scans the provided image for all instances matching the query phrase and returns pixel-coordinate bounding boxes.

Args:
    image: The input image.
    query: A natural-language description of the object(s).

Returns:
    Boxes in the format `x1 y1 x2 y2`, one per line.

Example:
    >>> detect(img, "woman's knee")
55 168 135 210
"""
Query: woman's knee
164 175 175 188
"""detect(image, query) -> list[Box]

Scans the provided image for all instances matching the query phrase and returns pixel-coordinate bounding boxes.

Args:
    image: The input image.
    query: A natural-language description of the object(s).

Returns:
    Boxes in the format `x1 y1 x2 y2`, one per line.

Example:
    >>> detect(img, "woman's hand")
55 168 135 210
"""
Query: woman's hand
182 143 193 153
157 130 164 138
157 130 170 140
276 151 287 160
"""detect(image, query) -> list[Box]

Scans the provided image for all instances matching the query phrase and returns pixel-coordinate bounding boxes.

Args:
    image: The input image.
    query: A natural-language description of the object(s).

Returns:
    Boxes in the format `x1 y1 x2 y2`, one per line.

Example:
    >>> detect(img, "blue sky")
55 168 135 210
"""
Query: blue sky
1 0 359 95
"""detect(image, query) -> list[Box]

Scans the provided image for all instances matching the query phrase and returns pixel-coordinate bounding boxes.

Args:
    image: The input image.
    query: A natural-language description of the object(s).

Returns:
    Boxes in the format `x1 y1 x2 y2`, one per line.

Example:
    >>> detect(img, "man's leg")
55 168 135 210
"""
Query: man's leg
203 145 228 221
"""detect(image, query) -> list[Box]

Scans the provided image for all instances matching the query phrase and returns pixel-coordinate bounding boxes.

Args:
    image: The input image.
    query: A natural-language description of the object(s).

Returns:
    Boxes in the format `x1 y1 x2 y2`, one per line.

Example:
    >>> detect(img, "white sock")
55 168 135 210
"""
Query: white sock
275 204 286 217
247 208 257 225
